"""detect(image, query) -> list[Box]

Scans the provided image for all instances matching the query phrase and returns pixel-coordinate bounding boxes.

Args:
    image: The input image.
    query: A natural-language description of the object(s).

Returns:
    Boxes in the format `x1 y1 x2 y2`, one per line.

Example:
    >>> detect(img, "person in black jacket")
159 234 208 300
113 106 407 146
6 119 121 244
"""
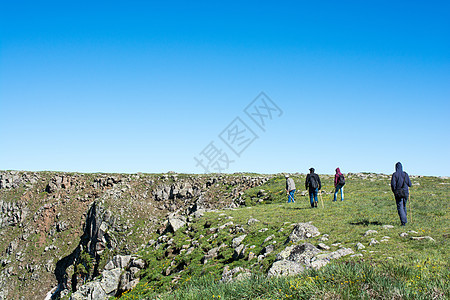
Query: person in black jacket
391 162 412 226
305 168 321 208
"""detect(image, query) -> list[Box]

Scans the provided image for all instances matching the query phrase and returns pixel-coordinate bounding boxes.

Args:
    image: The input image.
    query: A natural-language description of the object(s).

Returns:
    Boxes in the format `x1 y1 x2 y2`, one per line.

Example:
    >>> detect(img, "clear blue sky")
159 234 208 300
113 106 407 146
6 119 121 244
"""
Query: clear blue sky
1 1 449 176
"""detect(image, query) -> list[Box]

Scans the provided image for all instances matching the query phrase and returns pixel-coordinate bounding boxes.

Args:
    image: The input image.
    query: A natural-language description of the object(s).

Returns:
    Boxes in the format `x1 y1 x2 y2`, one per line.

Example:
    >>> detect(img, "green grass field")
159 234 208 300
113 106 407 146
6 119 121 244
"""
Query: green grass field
116 174 449 299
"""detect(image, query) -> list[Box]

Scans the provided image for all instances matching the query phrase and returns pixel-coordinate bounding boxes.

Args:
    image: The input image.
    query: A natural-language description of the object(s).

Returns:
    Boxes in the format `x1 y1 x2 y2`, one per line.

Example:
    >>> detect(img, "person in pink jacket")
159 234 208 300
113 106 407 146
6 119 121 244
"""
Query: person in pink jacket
333 167 345 201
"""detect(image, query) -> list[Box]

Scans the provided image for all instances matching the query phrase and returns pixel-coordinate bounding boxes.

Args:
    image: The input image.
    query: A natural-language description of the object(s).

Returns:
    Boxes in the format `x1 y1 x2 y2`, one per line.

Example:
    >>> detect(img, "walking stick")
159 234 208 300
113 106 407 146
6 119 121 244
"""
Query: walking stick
409 192 412 223
319 190 324 208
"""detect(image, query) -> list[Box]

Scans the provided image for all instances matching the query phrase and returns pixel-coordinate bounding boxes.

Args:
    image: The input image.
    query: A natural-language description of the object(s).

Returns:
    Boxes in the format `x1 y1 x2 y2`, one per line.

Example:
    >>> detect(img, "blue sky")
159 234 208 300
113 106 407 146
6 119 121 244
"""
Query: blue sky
1 1 449 176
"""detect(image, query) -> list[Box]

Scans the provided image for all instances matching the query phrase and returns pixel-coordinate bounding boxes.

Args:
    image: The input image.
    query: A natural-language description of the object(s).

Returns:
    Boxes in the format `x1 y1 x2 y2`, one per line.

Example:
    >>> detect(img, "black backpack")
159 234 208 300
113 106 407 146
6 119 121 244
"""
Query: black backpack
309 174 318 189
338 174 345 186
394 172 408 198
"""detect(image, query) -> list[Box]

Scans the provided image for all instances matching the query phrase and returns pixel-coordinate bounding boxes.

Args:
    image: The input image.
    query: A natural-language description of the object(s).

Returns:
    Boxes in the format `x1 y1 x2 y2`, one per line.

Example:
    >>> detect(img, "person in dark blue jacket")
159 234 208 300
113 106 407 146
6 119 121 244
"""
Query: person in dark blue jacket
305 168 321 208
390 162 412 226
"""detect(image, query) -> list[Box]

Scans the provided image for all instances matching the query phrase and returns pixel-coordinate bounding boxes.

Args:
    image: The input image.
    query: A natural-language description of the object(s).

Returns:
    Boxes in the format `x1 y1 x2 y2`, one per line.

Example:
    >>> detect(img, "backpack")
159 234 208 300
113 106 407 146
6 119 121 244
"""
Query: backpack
309 174 318 189
394 172 407 198
338 174 345 186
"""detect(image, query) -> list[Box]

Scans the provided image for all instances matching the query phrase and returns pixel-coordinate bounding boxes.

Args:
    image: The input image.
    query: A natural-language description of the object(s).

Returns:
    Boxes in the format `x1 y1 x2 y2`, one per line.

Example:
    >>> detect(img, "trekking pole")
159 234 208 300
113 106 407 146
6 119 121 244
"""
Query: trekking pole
319 190 324 208
409 192 413 223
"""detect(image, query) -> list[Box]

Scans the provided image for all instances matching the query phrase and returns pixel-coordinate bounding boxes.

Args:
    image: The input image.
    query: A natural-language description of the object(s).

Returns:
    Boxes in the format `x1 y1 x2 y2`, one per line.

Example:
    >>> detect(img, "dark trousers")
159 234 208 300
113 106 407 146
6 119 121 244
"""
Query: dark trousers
395 196 408 225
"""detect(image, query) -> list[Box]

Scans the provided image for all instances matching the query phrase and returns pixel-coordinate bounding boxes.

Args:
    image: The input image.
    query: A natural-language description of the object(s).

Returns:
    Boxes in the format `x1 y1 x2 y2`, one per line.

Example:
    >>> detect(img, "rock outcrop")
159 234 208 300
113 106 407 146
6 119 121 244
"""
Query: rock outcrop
0 171 271 300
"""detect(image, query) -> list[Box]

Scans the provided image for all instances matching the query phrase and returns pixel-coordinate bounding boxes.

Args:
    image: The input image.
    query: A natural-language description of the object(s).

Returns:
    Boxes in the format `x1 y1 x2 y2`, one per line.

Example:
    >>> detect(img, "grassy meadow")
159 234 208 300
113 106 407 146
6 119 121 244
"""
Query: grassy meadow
115 173 449 300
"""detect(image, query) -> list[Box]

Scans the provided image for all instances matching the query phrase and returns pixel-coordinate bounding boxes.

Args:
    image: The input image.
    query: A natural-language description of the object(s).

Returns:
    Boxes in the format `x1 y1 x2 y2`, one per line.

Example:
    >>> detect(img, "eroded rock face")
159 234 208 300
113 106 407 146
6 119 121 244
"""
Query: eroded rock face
69 255 146 299
0 171 38 189
0 200 29 228
0 171 273 300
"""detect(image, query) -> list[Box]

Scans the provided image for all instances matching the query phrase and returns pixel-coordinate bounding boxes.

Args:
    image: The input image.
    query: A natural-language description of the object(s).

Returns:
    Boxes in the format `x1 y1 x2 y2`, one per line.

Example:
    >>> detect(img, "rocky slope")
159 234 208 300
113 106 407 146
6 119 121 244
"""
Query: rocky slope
0 171 269 300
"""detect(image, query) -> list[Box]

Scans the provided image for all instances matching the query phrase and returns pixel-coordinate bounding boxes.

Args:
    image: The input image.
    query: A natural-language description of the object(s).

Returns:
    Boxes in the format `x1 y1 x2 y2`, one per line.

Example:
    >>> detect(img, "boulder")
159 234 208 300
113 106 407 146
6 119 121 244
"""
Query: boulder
317 243 330 250
259 244 275 256
130 258 145 269
280 243 322 267
364 230 378 236
356 242 365 250
105 255 131 270
221 266 251 282
411 236 435 242
268 260 305 277
369 238 379 246
167 215 187 232
286 223 320 243
247 218 260 225
100 268 122 295
232 234 247 248
233 244 246 260
269 243 354 276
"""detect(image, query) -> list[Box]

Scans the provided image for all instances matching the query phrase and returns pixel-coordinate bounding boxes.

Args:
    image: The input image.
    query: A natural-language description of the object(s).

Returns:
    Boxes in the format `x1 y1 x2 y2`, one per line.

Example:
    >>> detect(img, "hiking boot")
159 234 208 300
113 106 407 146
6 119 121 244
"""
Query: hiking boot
314 201 318 208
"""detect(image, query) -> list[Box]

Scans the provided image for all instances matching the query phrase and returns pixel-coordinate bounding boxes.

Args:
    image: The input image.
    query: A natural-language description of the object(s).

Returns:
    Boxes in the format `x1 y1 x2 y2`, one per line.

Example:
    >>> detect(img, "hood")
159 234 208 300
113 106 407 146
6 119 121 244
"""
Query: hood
395 162 403 173
336 168 341 174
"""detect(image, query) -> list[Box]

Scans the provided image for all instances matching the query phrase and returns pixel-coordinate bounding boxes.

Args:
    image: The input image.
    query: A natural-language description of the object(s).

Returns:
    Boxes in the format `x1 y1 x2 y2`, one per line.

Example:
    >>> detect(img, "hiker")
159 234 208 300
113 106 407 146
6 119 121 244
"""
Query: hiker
305 168 321 208
391 162 412 226
333 168 345 201
285 174 296 203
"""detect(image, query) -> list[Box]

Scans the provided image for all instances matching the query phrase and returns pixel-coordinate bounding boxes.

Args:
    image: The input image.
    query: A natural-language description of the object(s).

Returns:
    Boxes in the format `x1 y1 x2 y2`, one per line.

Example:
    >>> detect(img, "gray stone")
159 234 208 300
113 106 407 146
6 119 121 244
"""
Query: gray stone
356 242 365 250
100 268 122 295
318 236 329 242
369 238 379 246
263 234 275 244
70 281 107 300
268 260 305 277
286 223 320 243
351 253 364 257
221 266 251 282
260 244 275 256
219 221 234 230
7 240 18 255
364 230 378 236
399 232 408 238
317 243 330 250
130 258 145 269
233 244 246 260
247 218 260 225
202 243 226 264
382 225 394 229
232 234 247 248
112 255 131 269
411 236 435 242
277 243 321 267
167 214 187 232
122 279 139 291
